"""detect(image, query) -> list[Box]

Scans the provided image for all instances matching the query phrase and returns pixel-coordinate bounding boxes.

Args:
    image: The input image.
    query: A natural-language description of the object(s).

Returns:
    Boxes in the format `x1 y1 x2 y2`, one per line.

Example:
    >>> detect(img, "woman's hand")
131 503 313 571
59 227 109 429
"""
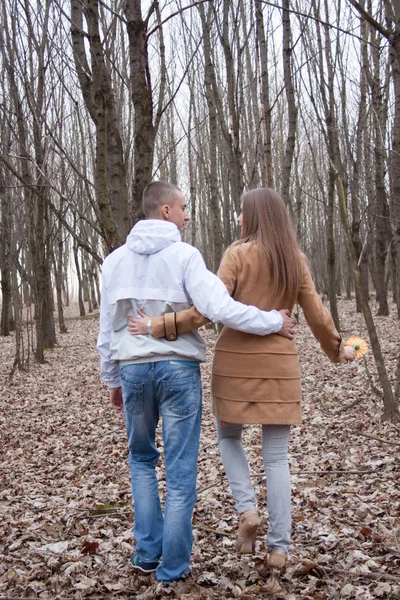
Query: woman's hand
128 308 150 336
343 346 355 362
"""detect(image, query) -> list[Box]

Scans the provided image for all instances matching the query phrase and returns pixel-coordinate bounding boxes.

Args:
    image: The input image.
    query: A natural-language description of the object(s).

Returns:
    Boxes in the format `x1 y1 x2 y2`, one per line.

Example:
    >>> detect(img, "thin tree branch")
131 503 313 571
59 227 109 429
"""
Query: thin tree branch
314 564 400 583
291 469 377 475
334 397 364 413
259 0 384 47
0 153 103 264
346 0 391 39
357 432 400 447
147 0 211 37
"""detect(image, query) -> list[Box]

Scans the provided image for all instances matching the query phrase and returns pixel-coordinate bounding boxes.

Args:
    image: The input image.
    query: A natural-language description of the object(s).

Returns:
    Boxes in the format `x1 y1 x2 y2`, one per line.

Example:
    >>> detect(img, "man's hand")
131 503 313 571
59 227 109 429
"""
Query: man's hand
277 309 297 340
109 387 124 412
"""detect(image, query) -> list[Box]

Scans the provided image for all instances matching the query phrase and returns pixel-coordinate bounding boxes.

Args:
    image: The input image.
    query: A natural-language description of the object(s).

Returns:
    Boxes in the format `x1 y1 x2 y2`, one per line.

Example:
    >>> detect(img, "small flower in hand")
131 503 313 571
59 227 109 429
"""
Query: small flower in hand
345 336 368 359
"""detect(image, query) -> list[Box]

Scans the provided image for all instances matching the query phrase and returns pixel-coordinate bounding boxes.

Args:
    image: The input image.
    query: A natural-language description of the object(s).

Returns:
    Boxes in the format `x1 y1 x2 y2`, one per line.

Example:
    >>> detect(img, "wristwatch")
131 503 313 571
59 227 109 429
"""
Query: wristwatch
146 320 153 336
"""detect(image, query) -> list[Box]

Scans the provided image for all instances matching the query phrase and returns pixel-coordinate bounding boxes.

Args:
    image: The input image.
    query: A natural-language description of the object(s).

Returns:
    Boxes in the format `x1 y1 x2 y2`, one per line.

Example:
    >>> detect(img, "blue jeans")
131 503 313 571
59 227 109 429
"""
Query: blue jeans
121 360 202 583
216 420 291 552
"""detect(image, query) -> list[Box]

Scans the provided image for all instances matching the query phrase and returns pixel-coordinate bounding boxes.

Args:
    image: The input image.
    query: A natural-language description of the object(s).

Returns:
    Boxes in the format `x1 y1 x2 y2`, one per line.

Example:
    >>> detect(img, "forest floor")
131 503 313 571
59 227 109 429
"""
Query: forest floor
0 298 399 600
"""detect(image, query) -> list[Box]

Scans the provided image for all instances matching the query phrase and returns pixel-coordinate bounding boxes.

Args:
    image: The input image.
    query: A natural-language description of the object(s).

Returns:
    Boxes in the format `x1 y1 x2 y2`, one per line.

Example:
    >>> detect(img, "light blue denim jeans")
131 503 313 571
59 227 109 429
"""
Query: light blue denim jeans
121 360 202 583
216 420 291 553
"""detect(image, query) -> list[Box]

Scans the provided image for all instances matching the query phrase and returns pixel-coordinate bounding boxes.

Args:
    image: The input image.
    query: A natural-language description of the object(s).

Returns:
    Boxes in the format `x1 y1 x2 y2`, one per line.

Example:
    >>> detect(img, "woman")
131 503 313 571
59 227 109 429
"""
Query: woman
128 188 354 570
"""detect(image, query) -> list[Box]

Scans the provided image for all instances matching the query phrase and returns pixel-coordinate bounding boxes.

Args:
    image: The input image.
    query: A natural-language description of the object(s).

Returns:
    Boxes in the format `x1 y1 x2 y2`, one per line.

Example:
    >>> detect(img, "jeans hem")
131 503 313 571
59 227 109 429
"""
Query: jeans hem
156 567 191 584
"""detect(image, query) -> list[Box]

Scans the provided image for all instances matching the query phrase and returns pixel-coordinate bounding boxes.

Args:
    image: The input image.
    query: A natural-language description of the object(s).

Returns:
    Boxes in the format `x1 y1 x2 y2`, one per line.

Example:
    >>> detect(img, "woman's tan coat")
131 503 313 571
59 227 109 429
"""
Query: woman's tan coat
151 242 343 425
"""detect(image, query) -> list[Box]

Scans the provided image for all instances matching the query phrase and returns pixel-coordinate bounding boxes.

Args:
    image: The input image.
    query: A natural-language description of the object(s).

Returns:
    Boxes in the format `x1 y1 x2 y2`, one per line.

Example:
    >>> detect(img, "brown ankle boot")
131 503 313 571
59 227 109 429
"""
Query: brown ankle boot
235 509 260 554
268 548 287 571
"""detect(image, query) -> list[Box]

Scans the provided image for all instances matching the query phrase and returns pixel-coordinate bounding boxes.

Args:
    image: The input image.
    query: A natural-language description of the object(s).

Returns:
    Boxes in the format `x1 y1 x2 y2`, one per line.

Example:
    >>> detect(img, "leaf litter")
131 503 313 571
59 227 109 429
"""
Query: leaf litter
0 298 399 599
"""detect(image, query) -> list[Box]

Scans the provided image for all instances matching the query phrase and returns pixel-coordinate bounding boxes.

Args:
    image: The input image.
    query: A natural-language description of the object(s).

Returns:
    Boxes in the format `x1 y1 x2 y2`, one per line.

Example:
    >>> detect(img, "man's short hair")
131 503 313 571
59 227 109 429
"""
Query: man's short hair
142 181 181 217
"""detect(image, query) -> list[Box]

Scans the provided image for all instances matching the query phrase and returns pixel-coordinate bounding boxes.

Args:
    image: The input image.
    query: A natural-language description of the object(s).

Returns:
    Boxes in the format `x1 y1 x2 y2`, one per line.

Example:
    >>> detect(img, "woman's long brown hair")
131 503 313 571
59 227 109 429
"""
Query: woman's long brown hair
237 188 302 305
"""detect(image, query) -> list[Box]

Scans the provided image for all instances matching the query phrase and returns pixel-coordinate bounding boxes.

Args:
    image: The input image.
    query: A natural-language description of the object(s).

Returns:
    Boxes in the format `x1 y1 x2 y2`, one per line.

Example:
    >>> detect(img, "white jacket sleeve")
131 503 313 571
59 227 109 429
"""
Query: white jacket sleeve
183 250 282 335
97 280 121 388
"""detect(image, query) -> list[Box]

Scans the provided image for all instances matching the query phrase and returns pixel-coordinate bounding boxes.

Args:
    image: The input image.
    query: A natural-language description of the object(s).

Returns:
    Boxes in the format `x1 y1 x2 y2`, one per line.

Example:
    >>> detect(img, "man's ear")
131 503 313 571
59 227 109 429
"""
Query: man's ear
161 204 170 220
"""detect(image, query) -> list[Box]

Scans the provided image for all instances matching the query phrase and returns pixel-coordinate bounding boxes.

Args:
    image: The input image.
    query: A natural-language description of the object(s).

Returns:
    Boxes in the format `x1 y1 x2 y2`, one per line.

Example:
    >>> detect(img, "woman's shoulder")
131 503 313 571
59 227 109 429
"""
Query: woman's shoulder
224 242 307 272
224 240 257 259
298 251 312 275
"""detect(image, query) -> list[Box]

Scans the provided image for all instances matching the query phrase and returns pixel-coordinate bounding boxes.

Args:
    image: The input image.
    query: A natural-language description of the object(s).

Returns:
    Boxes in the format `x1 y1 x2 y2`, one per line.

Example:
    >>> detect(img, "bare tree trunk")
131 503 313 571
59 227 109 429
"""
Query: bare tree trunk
212 0 245 214
71 0 129 251
187 80 197 248
239 2 260 188
336 172 399 423
73 242 85 318
389 39 400 319
369 40 391 315
82 254 93 313
54 242 68 334
89 260 99 311
391 243 398 306
309 0 342 326
10 244 27 373
31 48 57 353
348 0 400 318
340 7 370 314
222 0 245 205
125 0 166 222
280 0 298 212
327 169 340 330
54 152 68 334
0 171 12 336
255 0 273 187
350 4 391 316
198 3 223 271
1 0 56 359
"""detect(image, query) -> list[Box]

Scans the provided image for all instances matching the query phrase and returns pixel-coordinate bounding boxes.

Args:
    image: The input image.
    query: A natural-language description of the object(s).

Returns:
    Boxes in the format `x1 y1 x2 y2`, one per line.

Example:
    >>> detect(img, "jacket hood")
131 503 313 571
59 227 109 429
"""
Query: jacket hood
126 219 181 255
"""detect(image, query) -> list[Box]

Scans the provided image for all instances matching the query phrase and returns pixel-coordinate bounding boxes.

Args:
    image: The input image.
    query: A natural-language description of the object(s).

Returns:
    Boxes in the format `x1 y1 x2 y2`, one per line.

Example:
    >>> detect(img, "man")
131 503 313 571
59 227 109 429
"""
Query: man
97 181 296 584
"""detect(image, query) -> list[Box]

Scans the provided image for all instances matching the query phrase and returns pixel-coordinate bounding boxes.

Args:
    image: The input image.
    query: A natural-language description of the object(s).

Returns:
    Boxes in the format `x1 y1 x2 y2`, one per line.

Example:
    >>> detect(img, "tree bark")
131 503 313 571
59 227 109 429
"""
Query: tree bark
125 0 160 222
281 0 298 212
255 0 273 187
347 0 400 318
0 172 12 336
389 34 400 318
71 0 129 251
336 171 399 423
327 169 340 330
73 242 86 318
368 26 391 315
198 3 223 271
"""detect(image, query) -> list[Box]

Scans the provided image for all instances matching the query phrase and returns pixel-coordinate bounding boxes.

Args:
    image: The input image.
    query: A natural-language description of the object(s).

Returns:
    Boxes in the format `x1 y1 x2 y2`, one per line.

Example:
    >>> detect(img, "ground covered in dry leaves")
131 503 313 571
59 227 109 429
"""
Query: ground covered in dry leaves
0 298 399 599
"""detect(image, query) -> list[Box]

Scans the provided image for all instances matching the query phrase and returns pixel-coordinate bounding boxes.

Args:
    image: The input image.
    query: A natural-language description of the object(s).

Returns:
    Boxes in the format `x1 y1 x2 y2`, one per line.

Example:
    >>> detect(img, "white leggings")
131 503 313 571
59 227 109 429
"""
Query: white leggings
216 420 291 552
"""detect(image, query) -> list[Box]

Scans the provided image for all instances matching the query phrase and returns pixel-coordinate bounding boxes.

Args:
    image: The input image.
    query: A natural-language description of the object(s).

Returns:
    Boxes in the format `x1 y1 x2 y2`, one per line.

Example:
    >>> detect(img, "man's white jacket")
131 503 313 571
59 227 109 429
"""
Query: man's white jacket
97 220 283 388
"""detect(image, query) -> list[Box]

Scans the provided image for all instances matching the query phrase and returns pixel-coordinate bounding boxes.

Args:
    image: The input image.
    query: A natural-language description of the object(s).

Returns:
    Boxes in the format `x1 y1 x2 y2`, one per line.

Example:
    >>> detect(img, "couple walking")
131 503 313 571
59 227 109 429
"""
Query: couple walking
97 181 354 584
